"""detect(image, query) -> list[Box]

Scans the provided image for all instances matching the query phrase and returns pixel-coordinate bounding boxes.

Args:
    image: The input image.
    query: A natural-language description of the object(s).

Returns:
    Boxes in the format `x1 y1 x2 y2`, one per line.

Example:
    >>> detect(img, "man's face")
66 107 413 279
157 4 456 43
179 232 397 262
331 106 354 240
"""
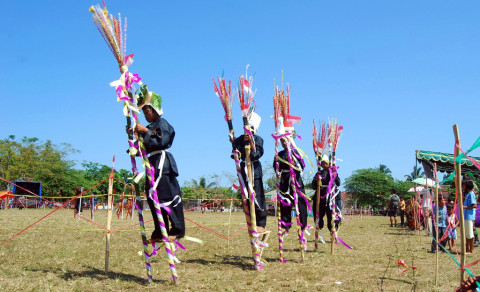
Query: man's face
280 138 288 150
439 198 446 207
321 161 330 170
142 106 156 123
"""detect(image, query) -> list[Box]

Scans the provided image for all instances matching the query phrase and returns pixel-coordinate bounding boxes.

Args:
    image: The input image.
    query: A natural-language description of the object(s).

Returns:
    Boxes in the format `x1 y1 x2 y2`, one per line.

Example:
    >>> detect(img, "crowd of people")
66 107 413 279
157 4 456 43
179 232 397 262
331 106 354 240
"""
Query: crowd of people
386 179 478 254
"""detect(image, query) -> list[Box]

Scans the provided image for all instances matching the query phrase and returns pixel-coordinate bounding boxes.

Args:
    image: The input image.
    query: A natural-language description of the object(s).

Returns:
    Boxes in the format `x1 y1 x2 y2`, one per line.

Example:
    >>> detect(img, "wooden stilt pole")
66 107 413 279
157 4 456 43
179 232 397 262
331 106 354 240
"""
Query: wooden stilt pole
453 124 466 284
105 156 115 273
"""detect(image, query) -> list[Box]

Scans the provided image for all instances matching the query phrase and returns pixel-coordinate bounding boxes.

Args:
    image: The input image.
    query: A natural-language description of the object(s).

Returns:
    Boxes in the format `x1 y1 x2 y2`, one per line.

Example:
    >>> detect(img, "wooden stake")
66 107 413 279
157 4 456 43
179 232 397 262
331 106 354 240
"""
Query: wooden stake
227 194 233 253
453 124 466 284
105 156 115 273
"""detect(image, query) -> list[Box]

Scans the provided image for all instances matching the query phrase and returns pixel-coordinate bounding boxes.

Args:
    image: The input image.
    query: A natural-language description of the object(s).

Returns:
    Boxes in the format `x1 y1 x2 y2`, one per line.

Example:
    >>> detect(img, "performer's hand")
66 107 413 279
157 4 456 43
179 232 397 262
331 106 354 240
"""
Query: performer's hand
126 126 133 135
135 124 148 134
456 276 478 291
229 134 235 143
274 155 279 162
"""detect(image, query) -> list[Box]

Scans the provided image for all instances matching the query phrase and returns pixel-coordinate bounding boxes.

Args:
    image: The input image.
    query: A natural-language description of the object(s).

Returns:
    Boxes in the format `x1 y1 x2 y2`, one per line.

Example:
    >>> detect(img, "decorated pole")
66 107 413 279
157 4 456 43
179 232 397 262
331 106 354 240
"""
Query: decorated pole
272 87 284 262
213 71 262 270
273 80 308 261
90 3 178 282
312 120 327 250
238 71 260 250
105 156 115 273
453 124 466 284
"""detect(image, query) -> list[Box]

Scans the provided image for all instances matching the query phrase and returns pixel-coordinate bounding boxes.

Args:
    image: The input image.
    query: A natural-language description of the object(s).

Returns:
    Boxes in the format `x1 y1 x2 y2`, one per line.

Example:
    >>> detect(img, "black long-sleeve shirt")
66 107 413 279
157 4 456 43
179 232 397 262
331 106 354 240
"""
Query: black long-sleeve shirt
232 134 264 179
140 117 179 176
274 149 305 194
312 169 340 199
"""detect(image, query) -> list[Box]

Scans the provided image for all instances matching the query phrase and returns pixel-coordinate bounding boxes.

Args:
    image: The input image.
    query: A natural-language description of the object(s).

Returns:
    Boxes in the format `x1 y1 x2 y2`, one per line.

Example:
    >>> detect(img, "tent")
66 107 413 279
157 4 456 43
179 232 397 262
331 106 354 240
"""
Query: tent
416 150 480 175
0 191 14 199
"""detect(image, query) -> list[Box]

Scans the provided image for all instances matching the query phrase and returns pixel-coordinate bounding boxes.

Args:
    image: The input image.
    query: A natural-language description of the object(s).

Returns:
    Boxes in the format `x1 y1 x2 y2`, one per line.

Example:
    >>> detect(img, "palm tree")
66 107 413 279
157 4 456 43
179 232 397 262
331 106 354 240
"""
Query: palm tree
191 176 216 189
404 165 425 181
377 164 392 175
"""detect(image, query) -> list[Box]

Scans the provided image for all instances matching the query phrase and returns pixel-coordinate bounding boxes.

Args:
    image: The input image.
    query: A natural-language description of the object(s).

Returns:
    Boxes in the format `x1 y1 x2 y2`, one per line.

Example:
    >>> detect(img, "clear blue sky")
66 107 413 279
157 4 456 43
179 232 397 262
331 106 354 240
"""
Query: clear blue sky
2 1 479 188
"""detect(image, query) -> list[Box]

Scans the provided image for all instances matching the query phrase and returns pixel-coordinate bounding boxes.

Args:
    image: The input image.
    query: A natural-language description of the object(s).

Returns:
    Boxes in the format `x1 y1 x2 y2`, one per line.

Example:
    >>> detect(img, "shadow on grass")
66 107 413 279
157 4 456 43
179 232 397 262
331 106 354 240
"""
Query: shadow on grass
384 232 416 236
183 256 254 270
379 276 414 285
27 265 165 285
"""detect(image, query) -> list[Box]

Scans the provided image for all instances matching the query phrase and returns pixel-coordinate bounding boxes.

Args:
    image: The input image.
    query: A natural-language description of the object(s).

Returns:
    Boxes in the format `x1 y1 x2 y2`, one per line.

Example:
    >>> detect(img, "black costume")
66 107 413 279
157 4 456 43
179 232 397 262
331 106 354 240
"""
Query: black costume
140 117 185 239
312 168 340 232
232 134 267 227
275 148 308 230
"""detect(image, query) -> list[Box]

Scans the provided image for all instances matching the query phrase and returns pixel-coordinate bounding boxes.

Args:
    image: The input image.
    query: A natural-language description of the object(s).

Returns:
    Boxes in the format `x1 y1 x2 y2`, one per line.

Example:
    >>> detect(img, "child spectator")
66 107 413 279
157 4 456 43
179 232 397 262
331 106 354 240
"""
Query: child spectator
463 180 477 254
446 201 459 252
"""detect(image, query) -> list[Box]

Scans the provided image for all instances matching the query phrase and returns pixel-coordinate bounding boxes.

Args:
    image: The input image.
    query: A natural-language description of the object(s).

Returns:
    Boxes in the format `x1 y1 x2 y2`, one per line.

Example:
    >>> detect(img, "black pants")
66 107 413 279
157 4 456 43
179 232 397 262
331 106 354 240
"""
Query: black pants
431 226 447 252
280 193 308 230
146 173 185 238
313 196 333 232
250 176 267 227
399 209 405 225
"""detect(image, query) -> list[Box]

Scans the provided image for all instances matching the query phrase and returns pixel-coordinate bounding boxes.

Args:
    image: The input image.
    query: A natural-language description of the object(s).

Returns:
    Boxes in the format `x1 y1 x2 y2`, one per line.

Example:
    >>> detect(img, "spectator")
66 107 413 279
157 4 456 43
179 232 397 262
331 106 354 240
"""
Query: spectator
430 195 447 253
463 180 477 254
446 201 459 252
399 196 406 227
387 189 400 227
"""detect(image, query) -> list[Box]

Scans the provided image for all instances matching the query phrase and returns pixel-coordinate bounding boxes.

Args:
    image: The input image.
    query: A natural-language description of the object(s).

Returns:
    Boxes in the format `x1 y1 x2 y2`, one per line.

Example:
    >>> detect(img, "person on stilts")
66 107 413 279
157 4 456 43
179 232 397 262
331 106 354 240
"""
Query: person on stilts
312 155 340 235
275 134 308 238
231 111 268 233
128 86 185 243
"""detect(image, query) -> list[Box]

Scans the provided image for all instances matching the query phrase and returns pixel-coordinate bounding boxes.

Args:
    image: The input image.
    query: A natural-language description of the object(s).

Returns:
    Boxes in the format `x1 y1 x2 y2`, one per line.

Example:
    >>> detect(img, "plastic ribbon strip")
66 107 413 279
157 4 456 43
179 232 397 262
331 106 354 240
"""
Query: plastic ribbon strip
232 150 263 270
274 137 286 263
111 67 178 282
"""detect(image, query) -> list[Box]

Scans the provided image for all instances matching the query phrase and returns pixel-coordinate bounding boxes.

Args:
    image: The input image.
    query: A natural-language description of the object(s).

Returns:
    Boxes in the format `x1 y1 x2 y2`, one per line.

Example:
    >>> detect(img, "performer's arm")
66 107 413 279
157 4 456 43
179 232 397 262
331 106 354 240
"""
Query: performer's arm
250 135 264 160
143 119 175 149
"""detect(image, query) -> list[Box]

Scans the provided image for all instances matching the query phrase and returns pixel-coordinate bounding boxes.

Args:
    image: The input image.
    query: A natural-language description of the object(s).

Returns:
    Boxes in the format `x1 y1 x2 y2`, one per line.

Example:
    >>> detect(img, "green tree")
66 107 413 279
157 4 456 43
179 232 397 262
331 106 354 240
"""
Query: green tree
377 164 392 175
393 180 415 200
404 165 425 181
344 168 394 209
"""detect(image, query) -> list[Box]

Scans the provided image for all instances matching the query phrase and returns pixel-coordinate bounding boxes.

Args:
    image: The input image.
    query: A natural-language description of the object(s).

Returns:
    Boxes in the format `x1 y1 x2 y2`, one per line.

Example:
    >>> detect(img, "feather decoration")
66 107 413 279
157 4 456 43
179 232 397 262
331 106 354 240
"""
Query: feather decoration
212 77 233 121
332 125 344 153
237 65 257 117
90 3 130 72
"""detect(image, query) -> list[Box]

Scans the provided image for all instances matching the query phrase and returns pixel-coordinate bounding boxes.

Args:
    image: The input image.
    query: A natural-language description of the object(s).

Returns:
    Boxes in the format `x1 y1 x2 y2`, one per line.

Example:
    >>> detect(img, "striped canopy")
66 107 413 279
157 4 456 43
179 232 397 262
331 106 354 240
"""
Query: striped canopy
416 150 480 175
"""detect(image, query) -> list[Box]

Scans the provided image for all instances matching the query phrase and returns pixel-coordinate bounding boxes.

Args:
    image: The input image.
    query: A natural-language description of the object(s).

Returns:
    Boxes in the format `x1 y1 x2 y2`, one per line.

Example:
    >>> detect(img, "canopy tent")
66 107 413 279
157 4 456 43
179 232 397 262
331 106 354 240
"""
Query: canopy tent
416 150 480 175
0 191 14 199
407 186 428 195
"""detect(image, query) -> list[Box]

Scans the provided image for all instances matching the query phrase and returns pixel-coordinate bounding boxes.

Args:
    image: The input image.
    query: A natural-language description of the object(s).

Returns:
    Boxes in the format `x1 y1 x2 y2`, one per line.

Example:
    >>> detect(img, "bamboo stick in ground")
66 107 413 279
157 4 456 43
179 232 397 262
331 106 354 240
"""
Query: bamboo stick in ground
105 156 115 273
453 124 465 284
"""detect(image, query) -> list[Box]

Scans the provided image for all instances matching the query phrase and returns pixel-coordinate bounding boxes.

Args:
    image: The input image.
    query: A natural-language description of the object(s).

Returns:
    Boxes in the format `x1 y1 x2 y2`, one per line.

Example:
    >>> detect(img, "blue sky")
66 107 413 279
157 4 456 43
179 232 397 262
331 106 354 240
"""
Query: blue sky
2 1 479 188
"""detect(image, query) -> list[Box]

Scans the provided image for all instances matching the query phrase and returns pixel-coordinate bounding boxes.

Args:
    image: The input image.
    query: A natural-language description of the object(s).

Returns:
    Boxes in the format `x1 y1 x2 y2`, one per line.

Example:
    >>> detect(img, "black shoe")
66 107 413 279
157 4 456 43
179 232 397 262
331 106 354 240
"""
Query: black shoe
151 229 162 241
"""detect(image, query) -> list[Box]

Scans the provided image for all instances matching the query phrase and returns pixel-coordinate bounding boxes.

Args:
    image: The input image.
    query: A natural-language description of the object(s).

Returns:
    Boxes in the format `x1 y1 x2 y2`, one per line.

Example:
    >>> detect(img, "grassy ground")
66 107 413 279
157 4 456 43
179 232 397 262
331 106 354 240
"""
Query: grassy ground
0 208 476 291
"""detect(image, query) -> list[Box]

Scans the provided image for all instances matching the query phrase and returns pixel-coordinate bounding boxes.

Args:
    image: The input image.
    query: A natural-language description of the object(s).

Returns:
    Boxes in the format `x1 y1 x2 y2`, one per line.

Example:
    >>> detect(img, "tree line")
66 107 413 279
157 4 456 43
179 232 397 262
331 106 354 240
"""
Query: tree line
2 136 472 206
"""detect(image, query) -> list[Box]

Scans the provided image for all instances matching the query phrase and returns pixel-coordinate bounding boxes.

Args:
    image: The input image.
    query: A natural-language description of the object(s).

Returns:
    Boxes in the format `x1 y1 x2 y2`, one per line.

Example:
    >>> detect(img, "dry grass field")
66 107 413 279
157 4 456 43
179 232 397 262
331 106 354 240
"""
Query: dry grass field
0 207 476 291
